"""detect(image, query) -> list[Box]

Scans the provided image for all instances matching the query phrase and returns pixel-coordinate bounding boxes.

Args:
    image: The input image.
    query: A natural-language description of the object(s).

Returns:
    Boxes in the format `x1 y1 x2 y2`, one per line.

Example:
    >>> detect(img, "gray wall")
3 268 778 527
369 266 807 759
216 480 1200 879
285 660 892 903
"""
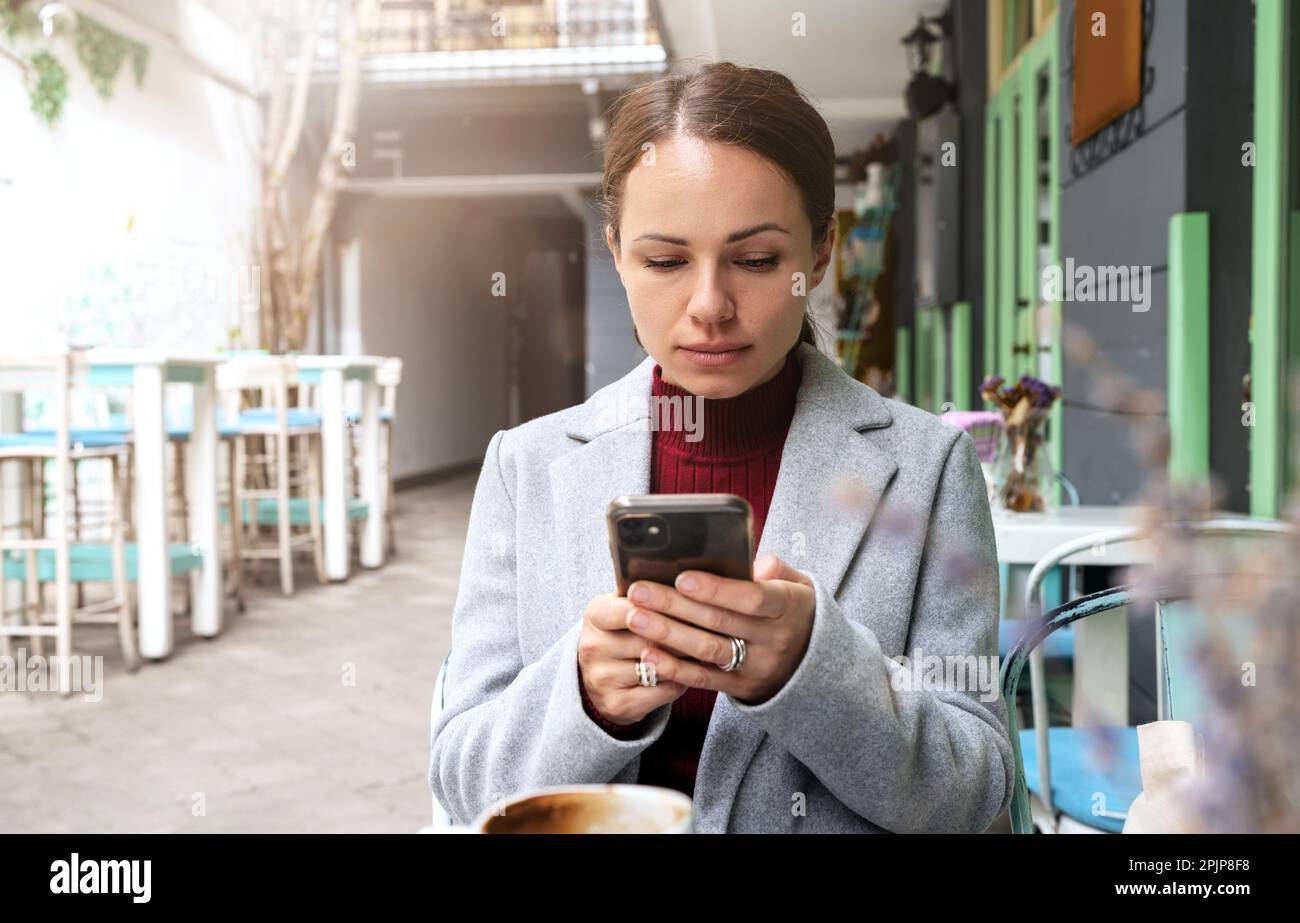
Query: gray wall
1058 0 1182 504
1186 0 1254 513
1057 0 1253 507
584 190 643 396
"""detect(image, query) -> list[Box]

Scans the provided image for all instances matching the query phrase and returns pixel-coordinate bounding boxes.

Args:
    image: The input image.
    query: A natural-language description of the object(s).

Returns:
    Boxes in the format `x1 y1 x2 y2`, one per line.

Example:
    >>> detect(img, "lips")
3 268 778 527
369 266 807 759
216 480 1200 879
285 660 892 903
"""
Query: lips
680 343 749 353
677 343 751 367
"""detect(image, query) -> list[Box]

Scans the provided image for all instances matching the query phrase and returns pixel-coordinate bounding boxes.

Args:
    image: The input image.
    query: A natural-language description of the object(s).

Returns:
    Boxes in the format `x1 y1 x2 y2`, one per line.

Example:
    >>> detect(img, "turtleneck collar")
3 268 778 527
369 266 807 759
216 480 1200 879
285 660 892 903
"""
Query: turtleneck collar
650 347 802 459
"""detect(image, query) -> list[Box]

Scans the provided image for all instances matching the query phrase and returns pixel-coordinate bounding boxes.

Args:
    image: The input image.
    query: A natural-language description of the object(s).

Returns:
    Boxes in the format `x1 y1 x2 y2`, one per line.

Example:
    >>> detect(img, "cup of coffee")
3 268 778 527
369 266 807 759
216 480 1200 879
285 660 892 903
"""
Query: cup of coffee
436 784 693 834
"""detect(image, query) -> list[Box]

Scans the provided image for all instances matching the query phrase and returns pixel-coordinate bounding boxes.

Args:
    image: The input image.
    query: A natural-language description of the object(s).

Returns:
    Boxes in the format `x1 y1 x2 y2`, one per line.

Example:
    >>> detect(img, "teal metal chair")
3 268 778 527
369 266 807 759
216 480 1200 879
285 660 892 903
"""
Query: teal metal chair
997 471 1083 663
1003 518 1294 833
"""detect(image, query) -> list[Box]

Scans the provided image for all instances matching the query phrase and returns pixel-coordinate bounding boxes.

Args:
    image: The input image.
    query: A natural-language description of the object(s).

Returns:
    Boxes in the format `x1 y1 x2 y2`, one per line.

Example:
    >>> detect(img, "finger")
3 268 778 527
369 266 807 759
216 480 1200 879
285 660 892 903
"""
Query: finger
587 617 696 664
633 677 689 709
587 595 636 632
626 580 752 637
640 645 736 695
753 554 814 588
672 569 790 619
625 605 737 668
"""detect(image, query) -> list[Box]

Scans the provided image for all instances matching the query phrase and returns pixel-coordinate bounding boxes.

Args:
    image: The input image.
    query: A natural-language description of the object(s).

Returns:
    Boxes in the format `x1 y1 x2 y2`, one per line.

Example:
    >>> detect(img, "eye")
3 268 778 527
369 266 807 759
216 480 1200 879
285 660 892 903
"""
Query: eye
738 257 779 270
644 259 685 271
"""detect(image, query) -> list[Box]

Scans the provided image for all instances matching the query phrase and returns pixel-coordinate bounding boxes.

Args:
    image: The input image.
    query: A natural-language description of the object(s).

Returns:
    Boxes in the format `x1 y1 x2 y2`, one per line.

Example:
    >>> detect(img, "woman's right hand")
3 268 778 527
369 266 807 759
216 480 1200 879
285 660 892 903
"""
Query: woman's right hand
578 592 690 726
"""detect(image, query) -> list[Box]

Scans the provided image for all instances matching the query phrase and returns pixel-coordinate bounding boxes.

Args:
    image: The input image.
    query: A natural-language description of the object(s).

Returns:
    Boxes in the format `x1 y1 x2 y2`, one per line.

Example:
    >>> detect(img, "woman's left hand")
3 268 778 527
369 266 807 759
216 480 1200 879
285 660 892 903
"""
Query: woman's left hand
623 554 816 706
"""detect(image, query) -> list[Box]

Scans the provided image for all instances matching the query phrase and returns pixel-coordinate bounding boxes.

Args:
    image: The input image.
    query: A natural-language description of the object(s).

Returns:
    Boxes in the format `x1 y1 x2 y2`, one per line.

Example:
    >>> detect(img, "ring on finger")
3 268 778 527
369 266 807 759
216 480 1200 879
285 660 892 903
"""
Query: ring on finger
635 658 658 687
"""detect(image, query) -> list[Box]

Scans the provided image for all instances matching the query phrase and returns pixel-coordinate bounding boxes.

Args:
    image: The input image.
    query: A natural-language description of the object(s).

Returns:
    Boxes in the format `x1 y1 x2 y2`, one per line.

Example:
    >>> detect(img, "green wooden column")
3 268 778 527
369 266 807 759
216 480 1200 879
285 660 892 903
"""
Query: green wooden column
895 326 912 403
931 307 947 412
1168 213 1211 484
951 301 972 410
1249 0 1292 517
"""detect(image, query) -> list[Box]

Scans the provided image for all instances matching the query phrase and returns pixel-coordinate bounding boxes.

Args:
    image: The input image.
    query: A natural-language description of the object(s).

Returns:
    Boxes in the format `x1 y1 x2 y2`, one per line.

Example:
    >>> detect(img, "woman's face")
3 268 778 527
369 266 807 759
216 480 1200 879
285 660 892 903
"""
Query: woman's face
606 134 835 398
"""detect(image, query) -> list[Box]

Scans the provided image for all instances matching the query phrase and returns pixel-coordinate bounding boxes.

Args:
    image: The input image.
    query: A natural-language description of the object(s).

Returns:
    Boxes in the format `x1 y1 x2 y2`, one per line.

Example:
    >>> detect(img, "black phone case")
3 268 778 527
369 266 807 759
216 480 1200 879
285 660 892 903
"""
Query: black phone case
606 494 754 596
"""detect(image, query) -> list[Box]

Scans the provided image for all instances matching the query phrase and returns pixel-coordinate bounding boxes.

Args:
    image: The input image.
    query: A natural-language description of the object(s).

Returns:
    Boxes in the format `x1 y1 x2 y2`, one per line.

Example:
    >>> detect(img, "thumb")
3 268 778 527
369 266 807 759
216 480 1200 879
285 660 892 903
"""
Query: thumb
754 554 813 587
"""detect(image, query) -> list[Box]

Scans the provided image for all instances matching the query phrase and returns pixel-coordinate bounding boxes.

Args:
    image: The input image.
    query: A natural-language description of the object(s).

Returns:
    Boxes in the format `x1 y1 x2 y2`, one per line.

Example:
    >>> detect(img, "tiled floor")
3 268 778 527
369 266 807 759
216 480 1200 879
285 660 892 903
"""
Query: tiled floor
0 470 1013 833
0 475 471 833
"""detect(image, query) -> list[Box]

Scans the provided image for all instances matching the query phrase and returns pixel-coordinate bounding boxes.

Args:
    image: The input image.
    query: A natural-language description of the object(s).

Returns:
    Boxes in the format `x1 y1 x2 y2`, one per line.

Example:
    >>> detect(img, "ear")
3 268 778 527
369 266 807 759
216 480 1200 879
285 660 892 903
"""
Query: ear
809 218 836 289
604 223 622 273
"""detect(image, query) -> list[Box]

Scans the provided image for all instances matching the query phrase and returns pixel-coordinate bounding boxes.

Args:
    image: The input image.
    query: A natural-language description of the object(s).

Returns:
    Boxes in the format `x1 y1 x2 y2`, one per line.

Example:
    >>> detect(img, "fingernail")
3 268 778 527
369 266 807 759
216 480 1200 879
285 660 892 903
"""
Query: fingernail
629 584 650 603
677 573 697 592
642 651 659 665
630 609 649 629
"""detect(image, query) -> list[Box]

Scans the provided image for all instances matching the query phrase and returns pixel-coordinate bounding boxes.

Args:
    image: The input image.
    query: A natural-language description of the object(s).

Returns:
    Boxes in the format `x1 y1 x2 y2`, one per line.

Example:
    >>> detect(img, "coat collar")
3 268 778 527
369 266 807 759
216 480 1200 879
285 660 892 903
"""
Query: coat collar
562 342 894 441
549 342 898 831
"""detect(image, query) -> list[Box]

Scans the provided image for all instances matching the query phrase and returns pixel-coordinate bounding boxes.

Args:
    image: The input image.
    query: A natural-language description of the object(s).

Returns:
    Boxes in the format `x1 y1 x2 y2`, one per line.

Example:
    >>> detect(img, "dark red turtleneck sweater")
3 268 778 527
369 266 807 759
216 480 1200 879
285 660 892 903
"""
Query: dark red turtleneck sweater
577 347 802 797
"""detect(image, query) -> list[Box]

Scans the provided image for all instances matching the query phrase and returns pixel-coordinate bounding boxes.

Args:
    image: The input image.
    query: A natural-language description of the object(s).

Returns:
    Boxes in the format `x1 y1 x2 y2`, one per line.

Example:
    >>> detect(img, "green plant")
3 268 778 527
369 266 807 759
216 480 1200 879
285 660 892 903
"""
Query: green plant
72 12 147 101
27 49 67 127
1 1 41 43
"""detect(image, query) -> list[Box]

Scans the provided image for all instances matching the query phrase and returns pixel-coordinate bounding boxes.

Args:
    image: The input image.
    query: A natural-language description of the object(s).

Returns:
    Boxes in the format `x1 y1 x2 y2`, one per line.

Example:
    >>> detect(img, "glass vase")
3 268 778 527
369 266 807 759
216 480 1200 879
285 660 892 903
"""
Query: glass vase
991 419 1054 513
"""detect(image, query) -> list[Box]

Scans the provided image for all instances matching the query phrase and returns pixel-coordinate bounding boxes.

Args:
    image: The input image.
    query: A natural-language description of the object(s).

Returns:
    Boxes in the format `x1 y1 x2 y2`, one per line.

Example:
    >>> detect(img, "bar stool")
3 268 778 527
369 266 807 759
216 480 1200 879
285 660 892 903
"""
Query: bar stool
217 355 325 595
0 353 138 690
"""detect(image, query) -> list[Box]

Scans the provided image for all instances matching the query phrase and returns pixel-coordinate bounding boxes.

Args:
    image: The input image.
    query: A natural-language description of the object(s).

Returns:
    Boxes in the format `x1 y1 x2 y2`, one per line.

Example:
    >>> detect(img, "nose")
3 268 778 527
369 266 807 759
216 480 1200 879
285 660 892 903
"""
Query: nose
685 263 735 327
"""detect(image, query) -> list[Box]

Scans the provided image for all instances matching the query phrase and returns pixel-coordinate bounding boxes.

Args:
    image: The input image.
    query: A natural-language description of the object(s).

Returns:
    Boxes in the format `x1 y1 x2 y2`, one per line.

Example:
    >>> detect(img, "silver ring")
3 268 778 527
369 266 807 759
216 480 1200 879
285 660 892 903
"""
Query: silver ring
636 659 658 687
720 636 746 673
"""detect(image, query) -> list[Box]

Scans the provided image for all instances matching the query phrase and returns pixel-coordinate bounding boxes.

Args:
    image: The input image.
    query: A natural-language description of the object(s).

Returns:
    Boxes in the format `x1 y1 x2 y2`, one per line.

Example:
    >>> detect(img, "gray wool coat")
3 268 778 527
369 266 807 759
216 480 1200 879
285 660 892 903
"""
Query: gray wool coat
428 342 1015 833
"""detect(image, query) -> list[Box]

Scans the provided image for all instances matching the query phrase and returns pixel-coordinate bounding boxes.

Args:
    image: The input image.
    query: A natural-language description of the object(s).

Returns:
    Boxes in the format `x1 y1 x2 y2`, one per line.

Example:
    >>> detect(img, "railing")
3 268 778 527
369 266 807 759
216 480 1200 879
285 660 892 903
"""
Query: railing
310 0 661 56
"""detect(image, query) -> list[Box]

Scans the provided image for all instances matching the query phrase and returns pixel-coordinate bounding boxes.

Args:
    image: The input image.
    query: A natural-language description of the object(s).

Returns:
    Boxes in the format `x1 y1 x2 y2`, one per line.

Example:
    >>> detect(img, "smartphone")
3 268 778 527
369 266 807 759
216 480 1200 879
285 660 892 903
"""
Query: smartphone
606 493 754 596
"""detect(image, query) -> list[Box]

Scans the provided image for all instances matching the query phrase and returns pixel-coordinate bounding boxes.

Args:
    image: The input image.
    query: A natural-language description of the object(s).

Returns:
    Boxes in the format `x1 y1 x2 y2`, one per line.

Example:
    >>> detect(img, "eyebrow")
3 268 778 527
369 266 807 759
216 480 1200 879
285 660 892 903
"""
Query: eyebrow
631 222 792 245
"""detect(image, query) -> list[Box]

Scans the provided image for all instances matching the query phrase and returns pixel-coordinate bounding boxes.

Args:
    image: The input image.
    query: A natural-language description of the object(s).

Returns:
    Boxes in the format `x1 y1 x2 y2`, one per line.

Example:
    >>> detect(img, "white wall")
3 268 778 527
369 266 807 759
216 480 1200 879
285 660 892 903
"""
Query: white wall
0 0 261 354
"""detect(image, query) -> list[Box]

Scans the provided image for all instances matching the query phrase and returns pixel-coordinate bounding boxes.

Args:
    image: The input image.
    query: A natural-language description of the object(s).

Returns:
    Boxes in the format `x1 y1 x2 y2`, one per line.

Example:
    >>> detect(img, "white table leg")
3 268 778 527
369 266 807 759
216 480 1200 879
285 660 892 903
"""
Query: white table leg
359 374 383 568
188 368 221 637
320 368 348 580
133 364 171 659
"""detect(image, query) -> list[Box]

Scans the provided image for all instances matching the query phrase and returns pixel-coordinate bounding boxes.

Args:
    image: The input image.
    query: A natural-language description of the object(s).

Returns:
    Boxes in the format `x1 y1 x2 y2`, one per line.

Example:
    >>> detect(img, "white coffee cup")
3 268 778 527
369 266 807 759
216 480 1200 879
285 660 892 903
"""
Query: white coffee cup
432 784 693 834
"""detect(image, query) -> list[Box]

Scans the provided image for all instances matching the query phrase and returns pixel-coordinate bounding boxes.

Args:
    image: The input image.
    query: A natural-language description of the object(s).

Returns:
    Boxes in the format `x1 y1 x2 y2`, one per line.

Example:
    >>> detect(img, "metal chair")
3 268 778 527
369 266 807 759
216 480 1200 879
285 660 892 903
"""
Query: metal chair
429 648 453 828
996 470 1083 663
1003 518 1295 833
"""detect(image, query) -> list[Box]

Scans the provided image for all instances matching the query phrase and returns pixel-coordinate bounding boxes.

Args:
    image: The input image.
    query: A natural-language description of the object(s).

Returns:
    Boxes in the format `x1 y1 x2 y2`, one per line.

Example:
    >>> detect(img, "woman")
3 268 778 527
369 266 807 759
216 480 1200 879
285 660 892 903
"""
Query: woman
429 62 1014 833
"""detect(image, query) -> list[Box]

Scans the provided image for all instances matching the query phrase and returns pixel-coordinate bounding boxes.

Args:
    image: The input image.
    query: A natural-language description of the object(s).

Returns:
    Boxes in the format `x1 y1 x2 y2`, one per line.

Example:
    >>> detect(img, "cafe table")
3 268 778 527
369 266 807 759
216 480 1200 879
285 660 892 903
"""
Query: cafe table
85 349 223 660
293 355 387 580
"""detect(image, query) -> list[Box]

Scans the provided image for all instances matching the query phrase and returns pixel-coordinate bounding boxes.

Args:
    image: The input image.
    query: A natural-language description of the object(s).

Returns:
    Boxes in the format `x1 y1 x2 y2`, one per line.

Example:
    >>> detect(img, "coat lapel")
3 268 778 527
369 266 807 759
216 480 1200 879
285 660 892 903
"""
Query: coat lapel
550 344 898 832
549 355 656 620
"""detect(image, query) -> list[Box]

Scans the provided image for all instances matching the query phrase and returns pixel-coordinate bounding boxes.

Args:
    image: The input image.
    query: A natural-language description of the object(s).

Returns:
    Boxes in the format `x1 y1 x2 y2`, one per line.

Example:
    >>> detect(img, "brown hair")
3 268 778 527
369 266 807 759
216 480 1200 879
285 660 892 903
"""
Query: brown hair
600 61 836 352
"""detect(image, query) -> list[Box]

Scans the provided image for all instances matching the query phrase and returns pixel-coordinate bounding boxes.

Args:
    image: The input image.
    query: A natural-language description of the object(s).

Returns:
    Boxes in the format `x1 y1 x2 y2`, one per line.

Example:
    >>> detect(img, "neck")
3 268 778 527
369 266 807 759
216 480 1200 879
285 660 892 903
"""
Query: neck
650 348 801 459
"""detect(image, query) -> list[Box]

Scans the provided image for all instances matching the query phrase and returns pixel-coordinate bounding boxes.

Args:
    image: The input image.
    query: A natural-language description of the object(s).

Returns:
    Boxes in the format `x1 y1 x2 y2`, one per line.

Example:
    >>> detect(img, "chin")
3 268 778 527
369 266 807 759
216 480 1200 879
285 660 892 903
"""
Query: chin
663 366 751 399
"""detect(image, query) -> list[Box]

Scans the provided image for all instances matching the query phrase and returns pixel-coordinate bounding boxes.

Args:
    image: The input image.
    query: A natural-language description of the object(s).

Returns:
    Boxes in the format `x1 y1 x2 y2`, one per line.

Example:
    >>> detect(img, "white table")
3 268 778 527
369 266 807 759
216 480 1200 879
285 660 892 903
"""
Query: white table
295 356 387 580
992 505 1151 567
87 350 223 660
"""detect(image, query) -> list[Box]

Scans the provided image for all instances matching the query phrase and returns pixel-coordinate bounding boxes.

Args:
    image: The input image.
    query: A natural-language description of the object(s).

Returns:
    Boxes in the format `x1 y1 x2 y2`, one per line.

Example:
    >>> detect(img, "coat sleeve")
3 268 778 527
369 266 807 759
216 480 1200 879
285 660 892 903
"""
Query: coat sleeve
728 430 1015 833
428 429 672 825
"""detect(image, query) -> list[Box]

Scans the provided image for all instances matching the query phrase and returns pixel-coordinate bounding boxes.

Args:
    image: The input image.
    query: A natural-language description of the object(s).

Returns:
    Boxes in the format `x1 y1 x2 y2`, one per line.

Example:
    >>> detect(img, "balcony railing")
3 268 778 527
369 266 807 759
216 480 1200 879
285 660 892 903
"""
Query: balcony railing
341 0 661 55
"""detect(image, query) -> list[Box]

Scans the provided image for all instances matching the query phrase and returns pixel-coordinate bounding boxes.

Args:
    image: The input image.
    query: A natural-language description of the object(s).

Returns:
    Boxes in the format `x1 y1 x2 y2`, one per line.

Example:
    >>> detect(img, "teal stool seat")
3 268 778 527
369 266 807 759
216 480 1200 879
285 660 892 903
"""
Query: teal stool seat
221 497 369 526
166 408 241 439
237 408 322 430
1018 726 1141 833
345 408 393 424
1000 620 1074 659
3 542 203 582
1 431 130 449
